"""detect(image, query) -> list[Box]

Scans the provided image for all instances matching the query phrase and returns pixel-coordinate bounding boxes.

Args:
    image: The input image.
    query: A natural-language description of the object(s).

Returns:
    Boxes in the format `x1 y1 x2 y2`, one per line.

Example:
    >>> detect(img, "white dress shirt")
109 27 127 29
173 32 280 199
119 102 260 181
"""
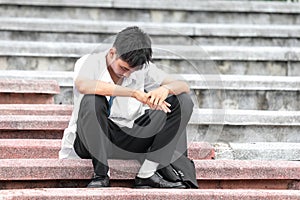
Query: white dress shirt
59 51 168 159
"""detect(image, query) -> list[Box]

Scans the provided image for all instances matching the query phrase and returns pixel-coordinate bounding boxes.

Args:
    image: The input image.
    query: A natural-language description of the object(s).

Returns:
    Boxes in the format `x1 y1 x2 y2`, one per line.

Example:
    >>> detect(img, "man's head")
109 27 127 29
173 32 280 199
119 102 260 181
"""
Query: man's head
113 26 152 67
107 26 153 78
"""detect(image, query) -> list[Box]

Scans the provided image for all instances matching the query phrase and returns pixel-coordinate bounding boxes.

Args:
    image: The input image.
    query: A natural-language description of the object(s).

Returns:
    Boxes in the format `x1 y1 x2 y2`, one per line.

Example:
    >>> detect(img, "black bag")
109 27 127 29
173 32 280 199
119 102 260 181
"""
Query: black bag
157 154 199 189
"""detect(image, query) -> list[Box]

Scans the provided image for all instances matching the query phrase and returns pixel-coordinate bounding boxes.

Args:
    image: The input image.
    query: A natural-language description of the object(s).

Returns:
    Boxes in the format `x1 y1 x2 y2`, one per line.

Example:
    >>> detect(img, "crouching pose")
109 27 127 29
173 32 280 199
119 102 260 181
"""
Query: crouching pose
59 26 194 188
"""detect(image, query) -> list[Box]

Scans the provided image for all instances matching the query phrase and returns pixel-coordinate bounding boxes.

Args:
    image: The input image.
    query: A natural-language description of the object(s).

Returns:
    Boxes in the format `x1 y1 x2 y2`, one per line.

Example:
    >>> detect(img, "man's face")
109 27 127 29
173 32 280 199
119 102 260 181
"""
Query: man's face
110 58 136 78
108 48 138 79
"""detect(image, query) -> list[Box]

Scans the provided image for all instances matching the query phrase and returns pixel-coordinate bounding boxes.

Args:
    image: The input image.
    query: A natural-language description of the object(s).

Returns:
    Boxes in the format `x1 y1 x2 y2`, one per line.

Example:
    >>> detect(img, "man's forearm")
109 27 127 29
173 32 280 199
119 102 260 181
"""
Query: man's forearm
161 80 190 95
76 79 136 97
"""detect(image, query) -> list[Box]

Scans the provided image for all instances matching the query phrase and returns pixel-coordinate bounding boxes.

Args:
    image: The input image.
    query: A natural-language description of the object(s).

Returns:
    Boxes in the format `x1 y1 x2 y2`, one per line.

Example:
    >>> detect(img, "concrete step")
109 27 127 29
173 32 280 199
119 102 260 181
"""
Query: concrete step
0 138 298 161
0 0 299 24
0 139 214 160
1 41 299 61
1 109 300 143
0 104 72 115
0 79 60 104
0 159 299 190
3 71 300 91
0 115 69 131
1 18 300 46
1 110 300 129
0 188 300 200
214 142 300 160
0 41 299 76
2 71 300 110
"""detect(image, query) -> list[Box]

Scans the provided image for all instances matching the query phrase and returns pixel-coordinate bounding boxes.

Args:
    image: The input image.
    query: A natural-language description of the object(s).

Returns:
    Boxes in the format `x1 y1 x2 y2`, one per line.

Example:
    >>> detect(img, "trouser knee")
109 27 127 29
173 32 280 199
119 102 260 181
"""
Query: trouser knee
167 93 194 115
79 94 109 116
176 93 194 114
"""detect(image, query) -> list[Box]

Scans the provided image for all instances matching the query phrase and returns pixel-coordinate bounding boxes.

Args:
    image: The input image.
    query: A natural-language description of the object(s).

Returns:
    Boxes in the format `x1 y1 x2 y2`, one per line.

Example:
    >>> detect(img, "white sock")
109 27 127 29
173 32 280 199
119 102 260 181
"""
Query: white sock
137 159 159 178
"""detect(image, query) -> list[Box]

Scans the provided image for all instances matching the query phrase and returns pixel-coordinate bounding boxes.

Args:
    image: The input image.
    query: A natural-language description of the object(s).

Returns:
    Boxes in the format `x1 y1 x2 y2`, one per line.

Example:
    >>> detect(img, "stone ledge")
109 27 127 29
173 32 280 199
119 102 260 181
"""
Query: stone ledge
1 41 299 61
190 109 300 126
0 104 72 115
0 139 214 160
0 159 299 180
215 142 300 161
0 79 60 104
2 70 300 91
1 109 300 131
0 188 299 200
0 0 299 13
0 79 60 94
1 17 300 38
0 115 70 130
229 142 300 161
0 94 55 104
0 70 74 87
178 74 300 91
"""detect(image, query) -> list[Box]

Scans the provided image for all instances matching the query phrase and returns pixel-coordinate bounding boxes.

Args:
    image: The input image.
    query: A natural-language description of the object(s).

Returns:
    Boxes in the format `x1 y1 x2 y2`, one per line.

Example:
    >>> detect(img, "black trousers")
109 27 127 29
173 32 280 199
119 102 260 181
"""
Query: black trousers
74 93 194 176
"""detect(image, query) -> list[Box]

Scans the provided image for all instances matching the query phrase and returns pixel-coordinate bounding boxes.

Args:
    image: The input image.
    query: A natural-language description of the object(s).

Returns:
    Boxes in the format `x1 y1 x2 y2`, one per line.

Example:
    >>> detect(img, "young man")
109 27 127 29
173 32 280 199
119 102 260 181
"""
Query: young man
59 26 194 188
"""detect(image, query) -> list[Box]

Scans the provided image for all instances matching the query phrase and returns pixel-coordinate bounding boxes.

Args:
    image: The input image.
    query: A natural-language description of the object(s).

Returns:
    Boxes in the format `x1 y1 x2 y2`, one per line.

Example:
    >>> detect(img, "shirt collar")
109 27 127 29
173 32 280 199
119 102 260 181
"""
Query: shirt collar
101 50 145 86
122 71 139 86
97 51 114 83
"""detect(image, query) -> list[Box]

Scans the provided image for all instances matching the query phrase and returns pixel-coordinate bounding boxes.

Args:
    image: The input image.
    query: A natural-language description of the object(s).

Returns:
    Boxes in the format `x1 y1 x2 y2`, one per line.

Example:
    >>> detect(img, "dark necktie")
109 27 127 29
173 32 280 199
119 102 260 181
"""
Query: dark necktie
108 96 115 116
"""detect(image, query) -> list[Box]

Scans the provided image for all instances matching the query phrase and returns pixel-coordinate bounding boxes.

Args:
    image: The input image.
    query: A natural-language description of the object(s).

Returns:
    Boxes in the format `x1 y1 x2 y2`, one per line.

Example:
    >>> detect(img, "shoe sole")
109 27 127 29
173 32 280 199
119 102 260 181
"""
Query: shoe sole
134 185 153 189
87 185 110 188
134 185 187 189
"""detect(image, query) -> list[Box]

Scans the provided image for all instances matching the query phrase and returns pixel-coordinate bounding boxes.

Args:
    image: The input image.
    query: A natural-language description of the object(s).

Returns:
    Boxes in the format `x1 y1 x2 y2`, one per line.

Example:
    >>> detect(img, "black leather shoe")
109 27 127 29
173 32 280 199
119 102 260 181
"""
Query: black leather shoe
134 172 186 189
87 175 110 188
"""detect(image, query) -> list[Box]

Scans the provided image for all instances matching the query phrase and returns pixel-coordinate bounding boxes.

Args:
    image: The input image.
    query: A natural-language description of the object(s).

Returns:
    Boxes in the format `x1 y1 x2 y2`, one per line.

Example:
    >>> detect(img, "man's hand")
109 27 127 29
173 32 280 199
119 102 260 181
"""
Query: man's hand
132 90 149 104
132 88 171 113
147 100 171 113
146 86 171 113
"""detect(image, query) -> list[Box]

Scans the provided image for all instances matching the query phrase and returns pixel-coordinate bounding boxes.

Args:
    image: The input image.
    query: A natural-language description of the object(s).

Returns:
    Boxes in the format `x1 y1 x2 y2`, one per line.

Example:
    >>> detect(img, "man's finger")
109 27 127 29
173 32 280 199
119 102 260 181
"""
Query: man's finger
149 95 156 104
158 99 164 106
161 104 171 113
163 101 171 107
154 97 160 106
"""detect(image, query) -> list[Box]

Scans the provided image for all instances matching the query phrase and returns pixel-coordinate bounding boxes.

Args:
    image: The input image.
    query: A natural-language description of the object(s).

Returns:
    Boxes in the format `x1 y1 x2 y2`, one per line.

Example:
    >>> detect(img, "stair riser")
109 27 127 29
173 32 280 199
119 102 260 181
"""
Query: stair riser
1 57 299 76
229 148 300 161
0 146 59 159
1 125 300 143
214 142 300 160
0 144 214 160
0 108 72 115
1 6 299 24
0 130 63 139
2 31 300 46
0 159 299 183
0 179 297 190
54 87 300 110
189 125 300 143
0 93 55 104
2 141 299 161
197 90 300 111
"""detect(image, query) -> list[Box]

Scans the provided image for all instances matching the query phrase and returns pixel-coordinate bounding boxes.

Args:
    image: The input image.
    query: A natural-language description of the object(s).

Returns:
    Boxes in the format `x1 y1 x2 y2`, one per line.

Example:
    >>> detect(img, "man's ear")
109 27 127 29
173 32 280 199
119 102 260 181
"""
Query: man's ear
109 47 117 61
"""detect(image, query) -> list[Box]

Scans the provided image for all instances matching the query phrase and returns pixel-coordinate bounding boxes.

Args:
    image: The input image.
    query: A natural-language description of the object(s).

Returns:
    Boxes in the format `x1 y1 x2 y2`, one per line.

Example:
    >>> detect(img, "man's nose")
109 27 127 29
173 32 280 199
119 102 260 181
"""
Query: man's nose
123 71 131 77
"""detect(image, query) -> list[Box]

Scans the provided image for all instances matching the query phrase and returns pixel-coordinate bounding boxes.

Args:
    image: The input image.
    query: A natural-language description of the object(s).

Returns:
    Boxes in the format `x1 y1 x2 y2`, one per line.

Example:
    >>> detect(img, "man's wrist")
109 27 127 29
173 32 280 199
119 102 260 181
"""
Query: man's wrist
161 85 170 93
131 89 138 98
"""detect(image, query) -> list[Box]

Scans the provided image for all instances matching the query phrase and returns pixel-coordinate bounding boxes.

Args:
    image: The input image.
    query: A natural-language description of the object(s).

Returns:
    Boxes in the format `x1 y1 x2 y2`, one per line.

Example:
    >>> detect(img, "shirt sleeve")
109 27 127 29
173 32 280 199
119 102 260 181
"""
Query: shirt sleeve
74 53 100 81
144 62 169 91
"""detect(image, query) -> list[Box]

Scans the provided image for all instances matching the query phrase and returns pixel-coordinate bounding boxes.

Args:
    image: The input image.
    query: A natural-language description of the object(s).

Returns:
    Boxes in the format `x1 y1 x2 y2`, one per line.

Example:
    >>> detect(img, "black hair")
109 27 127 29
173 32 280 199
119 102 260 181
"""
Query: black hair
113 26 152 68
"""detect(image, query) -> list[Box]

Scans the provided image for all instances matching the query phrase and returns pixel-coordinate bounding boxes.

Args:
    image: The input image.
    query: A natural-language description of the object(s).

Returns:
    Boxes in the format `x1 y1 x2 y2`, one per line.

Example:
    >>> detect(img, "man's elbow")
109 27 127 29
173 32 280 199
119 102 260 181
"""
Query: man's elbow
173 81 190 95
182 81 190 94
75 79 88 94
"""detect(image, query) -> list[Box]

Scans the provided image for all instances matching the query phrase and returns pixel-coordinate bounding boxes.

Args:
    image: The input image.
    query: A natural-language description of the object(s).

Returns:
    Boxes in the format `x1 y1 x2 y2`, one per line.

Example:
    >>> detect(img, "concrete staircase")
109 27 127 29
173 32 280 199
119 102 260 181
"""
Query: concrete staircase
0 0 300 199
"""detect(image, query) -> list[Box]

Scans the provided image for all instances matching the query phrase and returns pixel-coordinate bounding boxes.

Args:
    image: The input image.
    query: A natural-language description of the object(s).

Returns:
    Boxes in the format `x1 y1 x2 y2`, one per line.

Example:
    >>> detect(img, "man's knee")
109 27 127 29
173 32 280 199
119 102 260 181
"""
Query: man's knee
177 93 194 108
80 94 108 114
177 93 194 111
